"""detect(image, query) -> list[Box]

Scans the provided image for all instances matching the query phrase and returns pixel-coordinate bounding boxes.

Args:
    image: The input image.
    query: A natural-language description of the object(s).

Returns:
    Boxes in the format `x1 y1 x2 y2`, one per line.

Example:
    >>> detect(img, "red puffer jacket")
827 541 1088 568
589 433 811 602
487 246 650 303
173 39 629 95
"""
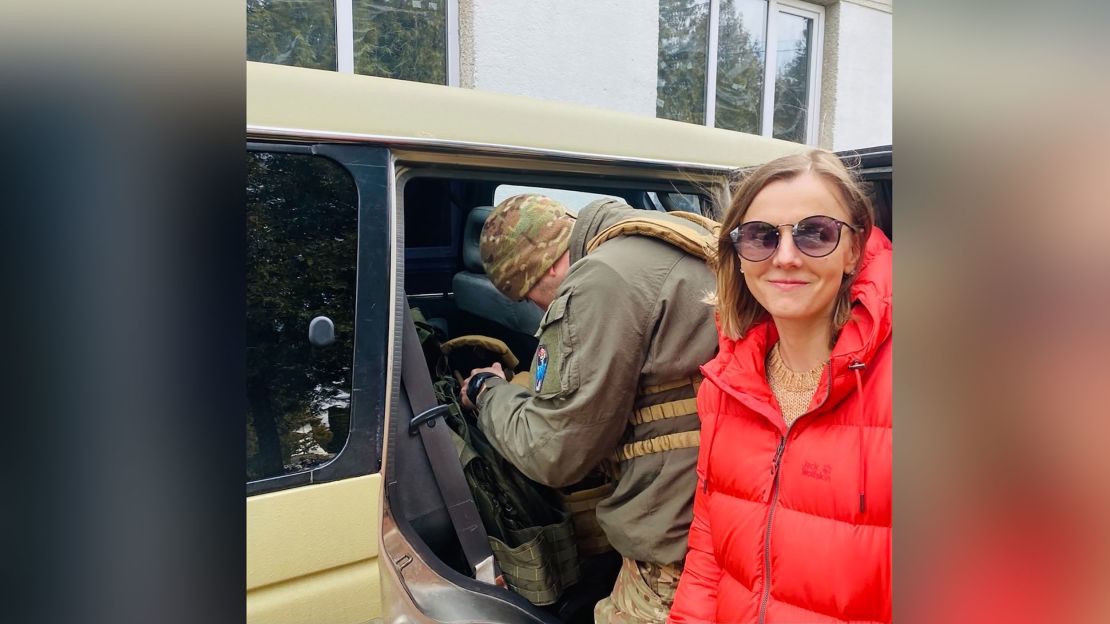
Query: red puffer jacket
670 230 892 624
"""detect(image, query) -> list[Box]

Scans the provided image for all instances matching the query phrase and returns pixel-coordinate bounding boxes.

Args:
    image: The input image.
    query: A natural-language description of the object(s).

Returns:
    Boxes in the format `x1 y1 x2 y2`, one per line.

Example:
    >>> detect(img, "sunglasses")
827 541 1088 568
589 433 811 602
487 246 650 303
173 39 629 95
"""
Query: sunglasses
729 215 862 262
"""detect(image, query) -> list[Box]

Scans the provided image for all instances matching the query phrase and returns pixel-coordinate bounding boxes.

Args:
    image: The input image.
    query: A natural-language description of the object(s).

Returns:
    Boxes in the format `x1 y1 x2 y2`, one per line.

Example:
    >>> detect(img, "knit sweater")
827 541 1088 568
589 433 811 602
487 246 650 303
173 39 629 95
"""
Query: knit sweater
765 342 824 428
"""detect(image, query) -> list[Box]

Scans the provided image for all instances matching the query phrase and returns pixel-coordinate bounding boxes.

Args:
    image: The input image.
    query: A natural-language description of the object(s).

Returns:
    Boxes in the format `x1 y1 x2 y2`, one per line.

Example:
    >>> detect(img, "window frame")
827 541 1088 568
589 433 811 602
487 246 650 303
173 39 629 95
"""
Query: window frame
700 0 824 144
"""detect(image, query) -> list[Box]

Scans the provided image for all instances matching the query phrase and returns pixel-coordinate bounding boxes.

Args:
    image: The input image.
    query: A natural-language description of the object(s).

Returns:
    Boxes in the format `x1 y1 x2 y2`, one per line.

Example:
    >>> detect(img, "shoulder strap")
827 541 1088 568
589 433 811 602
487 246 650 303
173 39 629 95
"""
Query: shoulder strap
401 307 500 585
585 214 720 267
667 210 722 237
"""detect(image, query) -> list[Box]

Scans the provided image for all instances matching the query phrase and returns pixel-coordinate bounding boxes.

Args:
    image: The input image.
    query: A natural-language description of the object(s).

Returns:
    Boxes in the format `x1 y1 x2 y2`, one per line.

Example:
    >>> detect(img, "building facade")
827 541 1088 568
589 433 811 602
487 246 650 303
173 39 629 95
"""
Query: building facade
247 0 891 150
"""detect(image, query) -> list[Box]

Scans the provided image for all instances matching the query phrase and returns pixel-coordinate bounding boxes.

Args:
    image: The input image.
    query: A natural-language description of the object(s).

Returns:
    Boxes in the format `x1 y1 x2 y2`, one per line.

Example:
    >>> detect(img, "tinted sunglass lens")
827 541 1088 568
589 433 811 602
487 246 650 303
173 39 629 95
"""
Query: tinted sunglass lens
738 222 778 261
793 216 840 257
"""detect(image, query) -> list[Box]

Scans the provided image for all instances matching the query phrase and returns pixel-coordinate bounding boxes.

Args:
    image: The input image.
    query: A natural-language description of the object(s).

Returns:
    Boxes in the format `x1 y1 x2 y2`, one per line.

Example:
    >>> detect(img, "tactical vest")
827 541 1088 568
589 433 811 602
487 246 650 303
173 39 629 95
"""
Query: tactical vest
411 312 580 606
585 210 721 268
585 212 721 468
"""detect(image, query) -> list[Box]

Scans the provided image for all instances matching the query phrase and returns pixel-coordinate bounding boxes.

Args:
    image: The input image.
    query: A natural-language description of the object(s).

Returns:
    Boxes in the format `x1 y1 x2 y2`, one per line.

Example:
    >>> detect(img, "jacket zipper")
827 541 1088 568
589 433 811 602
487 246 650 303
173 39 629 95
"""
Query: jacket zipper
757 434 786 624
757 362 835 624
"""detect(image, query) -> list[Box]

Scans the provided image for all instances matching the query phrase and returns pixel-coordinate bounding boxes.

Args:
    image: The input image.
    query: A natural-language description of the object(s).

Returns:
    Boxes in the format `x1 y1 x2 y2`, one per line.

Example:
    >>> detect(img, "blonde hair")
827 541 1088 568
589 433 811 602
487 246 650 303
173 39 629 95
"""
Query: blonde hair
713 150 875 346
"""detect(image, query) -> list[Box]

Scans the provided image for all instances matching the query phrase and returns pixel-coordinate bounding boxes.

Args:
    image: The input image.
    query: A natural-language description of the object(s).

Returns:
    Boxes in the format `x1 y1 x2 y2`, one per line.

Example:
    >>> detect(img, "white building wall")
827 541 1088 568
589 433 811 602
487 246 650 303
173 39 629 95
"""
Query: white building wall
830 2 892 150
458 1 891 149
460 0 658 117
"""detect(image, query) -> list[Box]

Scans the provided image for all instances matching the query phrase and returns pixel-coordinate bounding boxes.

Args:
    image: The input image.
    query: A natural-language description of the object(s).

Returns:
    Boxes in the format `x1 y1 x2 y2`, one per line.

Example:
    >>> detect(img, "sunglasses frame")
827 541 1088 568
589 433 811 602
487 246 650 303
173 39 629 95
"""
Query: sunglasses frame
729 215 862 262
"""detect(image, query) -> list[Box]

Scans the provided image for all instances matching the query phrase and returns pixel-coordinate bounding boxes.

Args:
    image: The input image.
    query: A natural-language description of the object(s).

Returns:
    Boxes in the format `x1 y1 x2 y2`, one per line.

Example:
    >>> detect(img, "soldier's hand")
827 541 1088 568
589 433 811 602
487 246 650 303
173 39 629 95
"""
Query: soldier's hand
460 363 506 410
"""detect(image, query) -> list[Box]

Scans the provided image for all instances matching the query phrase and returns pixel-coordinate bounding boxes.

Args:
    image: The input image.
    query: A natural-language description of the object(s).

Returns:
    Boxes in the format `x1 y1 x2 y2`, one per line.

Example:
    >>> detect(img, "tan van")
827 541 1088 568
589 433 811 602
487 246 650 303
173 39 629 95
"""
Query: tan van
244 60 891 624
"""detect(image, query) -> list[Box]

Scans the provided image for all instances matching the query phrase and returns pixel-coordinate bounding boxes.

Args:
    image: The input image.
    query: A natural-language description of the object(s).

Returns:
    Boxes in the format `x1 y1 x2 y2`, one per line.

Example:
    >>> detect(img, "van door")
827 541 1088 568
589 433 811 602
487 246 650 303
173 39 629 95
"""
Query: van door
376 161 732 624
245 145 391 624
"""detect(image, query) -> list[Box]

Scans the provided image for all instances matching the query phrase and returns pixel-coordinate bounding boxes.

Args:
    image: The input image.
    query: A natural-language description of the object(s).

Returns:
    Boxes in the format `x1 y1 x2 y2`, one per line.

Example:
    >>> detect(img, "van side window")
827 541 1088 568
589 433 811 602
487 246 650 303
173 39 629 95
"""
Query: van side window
493 185 622 215
246 152 358 482
647 191 704 214
404 177 457 249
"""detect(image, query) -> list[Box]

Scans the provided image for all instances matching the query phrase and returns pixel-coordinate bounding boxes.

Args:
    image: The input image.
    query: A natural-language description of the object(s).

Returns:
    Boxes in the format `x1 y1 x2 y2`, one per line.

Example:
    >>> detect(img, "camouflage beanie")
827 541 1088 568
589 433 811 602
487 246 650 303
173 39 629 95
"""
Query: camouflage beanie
480 194 576 301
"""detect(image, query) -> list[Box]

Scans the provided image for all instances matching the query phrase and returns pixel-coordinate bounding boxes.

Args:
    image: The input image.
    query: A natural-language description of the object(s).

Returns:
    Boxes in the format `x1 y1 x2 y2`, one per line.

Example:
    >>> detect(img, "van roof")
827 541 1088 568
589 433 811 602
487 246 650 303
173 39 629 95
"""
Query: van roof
247 62 806 170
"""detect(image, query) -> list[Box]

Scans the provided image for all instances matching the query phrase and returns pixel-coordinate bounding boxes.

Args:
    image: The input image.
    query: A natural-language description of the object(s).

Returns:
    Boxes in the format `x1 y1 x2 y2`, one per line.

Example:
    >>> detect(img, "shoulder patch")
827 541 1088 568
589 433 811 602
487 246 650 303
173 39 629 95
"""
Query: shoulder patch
534 345 549 392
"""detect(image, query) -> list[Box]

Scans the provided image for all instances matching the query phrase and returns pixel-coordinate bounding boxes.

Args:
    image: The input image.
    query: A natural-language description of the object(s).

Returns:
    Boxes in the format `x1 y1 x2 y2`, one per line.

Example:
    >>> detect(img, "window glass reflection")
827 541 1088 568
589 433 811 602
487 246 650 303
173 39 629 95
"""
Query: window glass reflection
772 11 812 142
247 0 338 71
657 0 710 125
354 0 447 84
246 152 358 481
714 0 767 134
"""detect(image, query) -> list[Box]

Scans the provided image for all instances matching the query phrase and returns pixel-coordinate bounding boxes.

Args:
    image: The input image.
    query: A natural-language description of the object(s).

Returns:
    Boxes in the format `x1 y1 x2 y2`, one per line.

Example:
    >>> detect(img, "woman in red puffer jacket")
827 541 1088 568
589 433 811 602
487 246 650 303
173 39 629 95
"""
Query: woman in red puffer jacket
669 150 891 623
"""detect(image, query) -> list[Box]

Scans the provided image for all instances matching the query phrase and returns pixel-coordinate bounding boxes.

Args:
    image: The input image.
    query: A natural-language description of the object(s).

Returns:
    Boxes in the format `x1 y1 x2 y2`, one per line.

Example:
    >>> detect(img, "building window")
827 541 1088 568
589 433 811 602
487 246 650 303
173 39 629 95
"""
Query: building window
247 0 338 71
657 0 710 125
247 0 459 85
354 0 447 83
658 0 823 144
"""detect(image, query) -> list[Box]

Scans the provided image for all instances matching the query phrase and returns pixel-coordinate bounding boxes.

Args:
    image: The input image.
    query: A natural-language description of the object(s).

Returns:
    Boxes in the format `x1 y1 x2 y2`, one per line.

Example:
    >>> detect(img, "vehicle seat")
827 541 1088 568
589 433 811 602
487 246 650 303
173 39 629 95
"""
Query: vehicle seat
452 206 543 336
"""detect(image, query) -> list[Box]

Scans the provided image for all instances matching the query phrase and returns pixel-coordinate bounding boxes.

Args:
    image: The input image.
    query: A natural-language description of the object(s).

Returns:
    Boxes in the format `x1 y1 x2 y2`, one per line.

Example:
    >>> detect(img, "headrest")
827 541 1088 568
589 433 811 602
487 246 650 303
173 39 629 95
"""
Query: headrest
463 206 492 273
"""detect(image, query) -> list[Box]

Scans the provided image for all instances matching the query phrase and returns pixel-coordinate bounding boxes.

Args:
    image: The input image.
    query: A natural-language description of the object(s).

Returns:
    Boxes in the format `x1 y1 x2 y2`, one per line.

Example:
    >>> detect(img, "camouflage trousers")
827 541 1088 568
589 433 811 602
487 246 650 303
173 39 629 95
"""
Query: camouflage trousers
593 557 683 624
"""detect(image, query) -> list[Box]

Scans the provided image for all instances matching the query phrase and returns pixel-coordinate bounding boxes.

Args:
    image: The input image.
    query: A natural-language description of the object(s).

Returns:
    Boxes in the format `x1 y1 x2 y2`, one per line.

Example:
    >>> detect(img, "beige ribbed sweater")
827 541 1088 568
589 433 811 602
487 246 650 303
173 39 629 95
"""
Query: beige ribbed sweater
766 343 825 427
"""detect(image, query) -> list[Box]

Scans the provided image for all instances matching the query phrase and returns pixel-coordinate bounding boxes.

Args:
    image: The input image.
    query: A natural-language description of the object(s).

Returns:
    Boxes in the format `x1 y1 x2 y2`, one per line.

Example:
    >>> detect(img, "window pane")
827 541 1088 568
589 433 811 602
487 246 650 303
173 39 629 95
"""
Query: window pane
493 185 622 215
647 191 705 215
404 178 456 248
657 0 710 125
663 192 703 214
354 0 447 84
714 0 767 134
772 11 812 142
246 152 358 482
247 0 337 71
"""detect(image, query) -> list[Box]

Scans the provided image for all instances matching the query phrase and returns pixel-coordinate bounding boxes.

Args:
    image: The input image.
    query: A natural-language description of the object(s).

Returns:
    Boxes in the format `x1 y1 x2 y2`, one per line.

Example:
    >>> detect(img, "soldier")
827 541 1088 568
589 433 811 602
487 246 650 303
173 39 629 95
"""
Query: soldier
459 194 718 623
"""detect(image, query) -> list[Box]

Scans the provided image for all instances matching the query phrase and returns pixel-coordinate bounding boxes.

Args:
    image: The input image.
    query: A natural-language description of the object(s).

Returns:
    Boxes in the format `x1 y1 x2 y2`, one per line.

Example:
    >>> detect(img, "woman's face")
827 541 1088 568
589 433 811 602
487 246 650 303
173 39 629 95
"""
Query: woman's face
740 172 860 328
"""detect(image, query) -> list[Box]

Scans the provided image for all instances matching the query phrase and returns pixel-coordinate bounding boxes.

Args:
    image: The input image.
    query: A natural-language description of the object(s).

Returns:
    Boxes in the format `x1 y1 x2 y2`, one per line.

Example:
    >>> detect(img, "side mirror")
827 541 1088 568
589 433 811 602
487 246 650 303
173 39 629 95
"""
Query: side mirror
308 316 336 347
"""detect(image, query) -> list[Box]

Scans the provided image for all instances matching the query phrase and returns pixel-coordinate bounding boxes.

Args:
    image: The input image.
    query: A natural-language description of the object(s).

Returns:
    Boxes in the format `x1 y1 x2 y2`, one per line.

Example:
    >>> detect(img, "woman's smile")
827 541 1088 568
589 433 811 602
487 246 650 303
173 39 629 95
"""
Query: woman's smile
766 278 810 291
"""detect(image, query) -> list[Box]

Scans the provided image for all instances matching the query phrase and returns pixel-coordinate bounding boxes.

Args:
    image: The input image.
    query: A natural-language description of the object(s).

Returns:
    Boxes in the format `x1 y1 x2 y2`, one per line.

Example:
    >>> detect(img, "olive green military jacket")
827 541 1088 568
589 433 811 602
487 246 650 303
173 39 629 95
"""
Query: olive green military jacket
477 199 718 565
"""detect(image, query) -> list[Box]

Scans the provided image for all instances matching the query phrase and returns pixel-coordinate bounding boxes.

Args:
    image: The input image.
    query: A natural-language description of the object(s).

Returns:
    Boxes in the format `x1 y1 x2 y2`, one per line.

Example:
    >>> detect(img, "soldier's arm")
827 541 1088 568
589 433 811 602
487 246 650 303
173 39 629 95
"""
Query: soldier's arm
476 260 645 488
